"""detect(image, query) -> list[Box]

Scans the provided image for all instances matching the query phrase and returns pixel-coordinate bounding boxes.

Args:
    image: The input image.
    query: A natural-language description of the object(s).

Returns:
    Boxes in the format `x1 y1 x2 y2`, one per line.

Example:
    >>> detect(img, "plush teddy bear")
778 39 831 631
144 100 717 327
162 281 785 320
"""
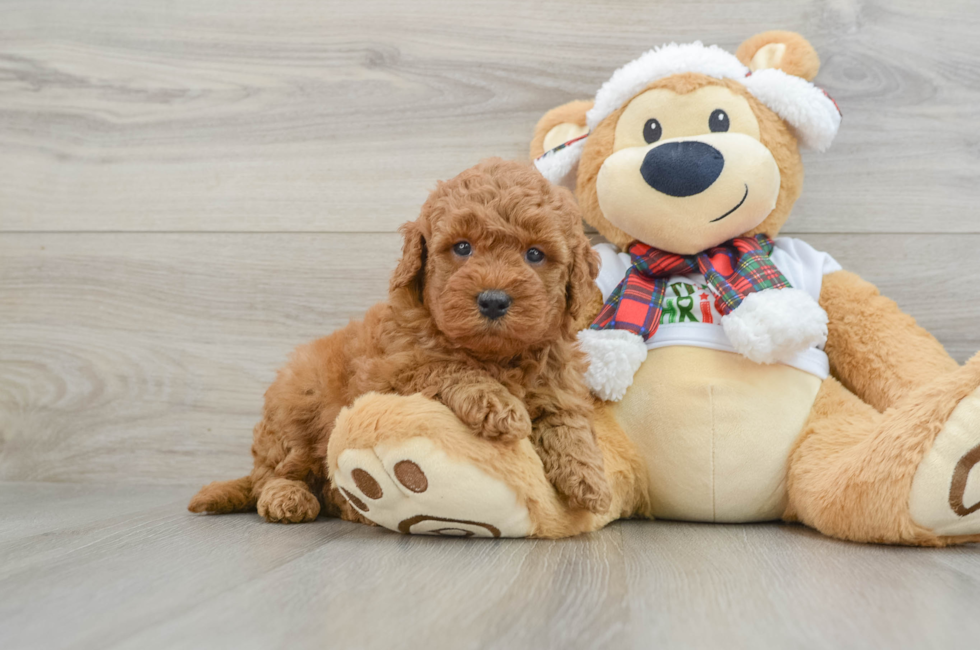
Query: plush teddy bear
326 31 980 545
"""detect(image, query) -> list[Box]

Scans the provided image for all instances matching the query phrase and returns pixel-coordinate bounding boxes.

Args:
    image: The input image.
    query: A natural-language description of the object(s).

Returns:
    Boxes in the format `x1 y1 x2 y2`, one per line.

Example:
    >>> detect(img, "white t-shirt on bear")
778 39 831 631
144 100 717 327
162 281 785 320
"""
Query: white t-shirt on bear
593 237 842 379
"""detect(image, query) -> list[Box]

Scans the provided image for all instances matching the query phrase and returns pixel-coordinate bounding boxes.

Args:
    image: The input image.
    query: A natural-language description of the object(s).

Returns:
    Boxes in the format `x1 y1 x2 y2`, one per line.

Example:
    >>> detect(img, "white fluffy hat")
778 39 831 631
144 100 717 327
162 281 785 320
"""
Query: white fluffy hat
535 41 841 187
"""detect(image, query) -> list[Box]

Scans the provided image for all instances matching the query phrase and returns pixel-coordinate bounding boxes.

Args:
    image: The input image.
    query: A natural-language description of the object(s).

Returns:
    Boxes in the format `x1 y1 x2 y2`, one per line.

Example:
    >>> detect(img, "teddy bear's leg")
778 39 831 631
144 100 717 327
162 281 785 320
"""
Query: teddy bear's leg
326 392 641 538
785 356 980 546
821 270 960 412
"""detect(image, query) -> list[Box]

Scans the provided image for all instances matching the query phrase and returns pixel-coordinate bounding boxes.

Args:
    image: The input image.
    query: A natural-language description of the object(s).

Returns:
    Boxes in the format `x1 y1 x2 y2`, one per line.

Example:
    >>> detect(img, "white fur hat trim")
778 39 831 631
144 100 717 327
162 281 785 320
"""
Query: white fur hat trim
587 41 840 150
577 329 648 401
587 42 749 130
721 288 828 364
536 40 841 186
741 68 840 152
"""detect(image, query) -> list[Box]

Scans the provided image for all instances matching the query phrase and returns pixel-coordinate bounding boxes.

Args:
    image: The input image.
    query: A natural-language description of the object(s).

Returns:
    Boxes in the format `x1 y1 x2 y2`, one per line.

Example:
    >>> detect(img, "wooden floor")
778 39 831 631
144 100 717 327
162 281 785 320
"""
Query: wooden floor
2 482 979 650
2 1 980 648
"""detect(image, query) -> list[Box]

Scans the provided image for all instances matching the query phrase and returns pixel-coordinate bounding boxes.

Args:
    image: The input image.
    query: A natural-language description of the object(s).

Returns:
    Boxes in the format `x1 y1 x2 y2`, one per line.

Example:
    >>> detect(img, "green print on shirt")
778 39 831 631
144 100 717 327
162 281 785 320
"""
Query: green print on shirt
660 282 717 325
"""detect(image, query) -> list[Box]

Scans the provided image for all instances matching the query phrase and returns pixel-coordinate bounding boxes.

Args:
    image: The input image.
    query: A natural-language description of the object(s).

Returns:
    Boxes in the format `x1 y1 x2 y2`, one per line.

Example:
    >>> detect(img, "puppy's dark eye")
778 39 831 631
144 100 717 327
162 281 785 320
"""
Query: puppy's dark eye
452 241 472 257
709 109 729 132
525 247 545 264
643 118 662 144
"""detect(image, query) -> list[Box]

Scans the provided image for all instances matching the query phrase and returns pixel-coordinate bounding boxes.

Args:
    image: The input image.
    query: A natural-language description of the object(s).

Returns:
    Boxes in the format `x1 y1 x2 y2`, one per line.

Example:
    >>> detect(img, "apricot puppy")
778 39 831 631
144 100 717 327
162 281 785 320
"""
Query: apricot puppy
189 159 611 523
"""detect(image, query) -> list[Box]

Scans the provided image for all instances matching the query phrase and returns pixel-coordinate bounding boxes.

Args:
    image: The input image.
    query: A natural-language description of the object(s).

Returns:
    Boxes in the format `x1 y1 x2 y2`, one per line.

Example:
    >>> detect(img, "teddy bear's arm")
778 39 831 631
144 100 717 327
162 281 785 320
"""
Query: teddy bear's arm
819 269 958 412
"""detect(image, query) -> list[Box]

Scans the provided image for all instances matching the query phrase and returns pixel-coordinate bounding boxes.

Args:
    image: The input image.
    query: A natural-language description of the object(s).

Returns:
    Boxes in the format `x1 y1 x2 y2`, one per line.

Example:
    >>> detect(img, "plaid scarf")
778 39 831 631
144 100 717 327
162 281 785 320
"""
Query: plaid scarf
592 235 791 340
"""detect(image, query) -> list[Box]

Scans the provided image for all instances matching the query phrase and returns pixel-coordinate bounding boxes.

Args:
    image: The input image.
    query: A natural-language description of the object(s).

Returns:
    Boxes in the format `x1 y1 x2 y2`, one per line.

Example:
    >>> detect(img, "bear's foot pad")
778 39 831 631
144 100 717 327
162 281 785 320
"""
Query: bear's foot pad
910 386 980 537
333 437 532 538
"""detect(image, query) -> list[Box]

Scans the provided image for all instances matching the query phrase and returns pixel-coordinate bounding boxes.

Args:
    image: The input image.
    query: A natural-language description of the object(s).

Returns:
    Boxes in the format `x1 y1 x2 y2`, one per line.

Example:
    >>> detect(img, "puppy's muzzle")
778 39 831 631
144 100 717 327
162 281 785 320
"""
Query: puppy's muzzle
640 141 724 197
477 290 512 320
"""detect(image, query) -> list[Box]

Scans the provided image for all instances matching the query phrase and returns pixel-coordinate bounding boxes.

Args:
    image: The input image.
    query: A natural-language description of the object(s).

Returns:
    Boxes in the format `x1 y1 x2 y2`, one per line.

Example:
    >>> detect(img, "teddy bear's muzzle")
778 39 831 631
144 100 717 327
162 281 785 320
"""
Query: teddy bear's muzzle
595 133 782 255
640 140 725 197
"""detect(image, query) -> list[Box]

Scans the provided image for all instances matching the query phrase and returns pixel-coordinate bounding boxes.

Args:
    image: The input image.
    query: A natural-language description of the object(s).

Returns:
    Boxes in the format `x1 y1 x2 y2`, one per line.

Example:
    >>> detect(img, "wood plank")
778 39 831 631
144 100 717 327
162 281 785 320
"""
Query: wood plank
1 0 979 233
115 522 631 650
2 232 979 485
0 482 365 650
0 233 400 484
620 521 980 648
0 482 630 650
1 482 977 650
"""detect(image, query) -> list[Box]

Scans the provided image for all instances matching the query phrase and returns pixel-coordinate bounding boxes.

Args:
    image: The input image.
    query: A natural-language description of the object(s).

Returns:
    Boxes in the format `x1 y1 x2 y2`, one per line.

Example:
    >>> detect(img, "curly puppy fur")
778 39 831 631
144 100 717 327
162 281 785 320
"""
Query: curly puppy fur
189 159 611 522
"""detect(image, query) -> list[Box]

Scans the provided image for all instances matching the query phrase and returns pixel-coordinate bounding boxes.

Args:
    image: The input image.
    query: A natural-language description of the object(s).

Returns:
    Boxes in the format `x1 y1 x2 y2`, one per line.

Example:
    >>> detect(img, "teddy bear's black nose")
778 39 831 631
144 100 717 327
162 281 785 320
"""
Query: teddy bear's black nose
477 290 512 320
640 141 725 197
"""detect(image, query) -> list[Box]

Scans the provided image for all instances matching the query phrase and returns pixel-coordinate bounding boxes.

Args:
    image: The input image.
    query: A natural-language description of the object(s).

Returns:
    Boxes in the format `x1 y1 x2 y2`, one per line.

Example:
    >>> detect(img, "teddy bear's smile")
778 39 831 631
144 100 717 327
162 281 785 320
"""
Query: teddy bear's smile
710 183 749 222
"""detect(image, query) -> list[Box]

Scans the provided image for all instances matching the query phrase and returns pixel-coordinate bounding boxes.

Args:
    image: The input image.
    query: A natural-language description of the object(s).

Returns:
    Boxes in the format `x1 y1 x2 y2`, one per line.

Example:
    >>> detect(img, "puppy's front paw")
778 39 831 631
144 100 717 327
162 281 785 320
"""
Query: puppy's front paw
554 461 612 515
482 397 533 442
459 389 532 442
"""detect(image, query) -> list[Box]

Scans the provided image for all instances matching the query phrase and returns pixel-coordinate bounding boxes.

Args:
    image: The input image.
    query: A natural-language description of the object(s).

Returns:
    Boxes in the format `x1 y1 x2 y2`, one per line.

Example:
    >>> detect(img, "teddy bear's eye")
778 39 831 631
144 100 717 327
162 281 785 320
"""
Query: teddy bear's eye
709 109 730 133
643 118 662 144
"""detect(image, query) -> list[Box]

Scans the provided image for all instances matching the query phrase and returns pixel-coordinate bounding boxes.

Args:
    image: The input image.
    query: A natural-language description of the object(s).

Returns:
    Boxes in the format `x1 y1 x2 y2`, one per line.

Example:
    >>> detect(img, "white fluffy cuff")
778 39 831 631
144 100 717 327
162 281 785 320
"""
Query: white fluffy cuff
721 288 828 365
576 329 648 402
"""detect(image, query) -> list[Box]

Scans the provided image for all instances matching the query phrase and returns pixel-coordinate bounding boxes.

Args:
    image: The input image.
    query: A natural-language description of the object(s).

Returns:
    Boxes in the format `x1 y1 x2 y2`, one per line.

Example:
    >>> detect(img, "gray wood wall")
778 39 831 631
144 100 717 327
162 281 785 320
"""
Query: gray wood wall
3 0 979 486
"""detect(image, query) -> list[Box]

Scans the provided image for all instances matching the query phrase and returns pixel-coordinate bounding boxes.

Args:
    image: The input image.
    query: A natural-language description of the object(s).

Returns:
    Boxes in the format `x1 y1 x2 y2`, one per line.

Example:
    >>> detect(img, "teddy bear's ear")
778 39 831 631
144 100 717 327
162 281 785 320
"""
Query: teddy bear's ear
530 99 593 160
735 30 821 81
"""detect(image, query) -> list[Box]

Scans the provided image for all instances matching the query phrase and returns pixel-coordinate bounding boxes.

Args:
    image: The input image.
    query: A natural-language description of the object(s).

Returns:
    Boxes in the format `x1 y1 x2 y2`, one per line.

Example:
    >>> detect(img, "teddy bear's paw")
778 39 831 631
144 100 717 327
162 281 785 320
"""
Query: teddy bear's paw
332 436 532 538
722 288 828 365
909 386 980 537
577 329 648 401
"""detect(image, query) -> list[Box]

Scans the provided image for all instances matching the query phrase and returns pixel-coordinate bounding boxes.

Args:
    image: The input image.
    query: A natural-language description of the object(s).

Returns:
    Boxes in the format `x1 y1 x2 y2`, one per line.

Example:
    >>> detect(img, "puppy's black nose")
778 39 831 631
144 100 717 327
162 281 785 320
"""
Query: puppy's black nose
640 141 724 197
477 290 512 320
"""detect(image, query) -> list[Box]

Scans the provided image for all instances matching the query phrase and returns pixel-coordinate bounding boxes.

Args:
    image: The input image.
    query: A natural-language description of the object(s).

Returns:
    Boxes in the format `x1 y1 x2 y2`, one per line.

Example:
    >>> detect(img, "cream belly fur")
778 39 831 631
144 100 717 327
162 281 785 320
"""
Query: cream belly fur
612 346 822 522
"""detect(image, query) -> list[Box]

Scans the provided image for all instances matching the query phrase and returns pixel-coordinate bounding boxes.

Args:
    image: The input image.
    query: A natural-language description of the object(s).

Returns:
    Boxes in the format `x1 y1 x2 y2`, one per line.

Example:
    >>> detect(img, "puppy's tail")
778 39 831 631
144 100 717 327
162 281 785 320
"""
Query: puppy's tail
188 475 256 514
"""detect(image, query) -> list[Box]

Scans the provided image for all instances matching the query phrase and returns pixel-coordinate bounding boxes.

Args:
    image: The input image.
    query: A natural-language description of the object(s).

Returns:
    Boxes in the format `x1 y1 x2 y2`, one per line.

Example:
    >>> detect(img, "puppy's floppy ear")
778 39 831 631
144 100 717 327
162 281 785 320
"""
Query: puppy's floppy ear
564 230 601 334
390 220 427 304
530 100 593 160
736 30 821 81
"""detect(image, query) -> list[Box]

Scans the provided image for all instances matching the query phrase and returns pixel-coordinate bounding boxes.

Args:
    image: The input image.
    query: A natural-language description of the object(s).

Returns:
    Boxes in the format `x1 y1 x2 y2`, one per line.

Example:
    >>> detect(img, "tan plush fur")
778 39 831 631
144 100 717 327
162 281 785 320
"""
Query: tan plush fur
529 99 593 160
820 270 959 412
592 400 653 521
786 360 980 546
735 30 821 81
328 393 649 538
189 159 612 521
522 31 980 545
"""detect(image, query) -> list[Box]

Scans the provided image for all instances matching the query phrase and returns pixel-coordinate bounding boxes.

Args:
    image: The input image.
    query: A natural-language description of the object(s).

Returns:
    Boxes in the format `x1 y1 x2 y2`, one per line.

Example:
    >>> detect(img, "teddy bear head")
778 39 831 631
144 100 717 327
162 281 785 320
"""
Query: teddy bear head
530 31 840 255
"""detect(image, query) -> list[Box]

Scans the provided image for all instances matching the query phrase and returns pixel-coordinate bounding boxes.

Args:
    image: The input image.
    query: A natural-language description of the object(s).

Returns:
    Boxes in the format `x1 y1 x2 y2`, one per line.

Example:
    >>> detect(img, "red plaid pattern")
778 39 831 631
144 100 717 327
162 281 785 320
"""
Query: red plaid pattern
592 235 790 340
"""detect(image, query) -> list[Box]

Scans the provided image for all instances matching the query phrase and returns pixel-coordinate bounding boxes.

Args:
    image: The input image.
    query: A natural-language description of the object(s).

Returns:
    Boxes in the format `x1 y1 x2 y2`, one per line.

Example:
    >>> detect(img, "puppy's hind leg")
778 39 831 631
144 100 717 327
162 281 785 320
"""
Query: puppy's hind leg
250 424 323 524
188 475 256 514
256 476 321 524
